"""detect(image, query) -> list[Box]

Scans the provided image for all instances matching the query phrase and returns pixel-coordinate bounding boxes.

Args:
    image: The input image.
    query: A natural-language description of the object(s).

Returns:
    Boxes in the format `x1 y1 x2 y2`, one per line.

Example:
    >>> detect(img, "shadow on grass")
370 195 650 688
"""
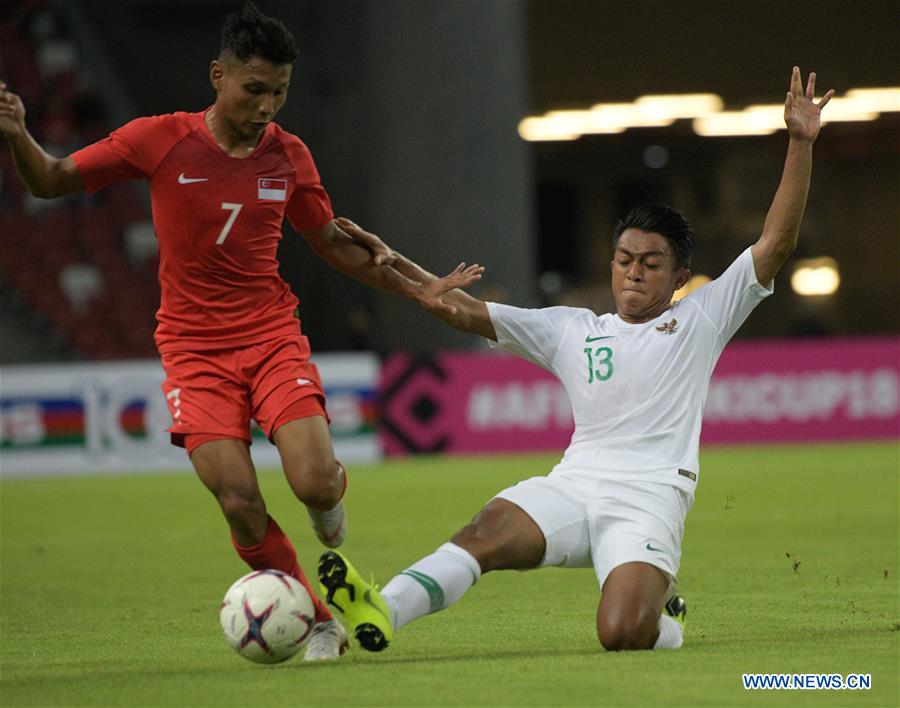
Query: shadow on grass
303 645 606 669
0 645 607 688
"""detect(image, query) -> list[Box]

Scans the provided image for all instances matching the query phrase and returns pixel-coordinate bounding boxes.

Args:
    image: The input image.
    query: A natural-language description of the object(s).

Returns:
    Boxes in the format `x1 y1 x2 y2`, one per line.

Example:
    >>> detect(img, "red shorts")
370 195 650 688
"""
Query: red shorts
160 334 327 456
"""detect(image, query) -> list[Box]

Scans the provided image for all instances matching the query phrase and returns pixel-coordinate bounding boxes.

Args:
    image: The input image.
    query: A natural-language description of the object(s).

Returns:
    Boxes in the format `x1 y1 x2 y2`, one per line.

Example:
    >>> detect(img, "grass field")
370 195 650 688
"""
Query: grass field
1 441 898 707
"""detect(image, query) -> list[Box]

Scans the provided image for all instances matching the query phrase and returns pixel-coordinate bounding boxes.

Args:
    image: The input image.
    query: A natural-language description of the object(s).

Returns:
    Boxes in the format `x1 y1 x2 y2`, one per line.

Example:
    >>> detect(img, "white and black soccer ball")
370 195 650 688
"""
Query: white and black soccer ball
220 569 315 664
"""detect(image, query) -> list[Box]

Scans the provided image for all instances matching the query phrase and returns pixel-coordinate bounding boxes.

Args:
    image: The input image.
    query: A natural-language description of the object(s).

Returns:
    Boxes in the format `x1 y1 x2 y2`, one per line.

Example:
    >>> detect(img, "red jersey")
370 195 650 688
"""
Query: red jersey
71 110 333 353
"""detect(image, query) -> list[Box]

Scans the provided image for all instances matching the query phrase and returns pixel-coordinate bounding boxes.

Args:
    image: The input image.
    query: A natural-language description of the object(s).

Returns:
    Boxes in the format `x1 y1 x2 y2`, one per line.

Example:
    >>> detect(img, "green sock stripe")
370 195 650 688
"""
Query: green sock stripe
401 570 445 613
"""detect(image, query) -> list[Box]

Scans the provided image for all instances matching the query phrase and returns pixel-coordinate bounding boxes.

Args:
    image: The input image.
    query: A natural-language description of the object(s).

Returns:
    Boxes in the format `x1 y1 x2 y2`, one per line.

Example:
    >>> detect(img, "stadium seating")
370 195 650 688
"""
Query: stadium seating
0 0 160 360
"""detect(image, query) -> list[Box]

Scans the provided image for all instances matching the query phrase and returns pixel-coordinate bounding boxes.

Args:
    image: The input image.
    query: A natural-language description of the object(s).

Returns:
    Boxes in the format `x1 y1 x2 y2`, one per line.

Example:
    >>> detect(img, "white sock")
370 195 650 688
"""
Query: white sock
654 614 684 650
381 543 482 630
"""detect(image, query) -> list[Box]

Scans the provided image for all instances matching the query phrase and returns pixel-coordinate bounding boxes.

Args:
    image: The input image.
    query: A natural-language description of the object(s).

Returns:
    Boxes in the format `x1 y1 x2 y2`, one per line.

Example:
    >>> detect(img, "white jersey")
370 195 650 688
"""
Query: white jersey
486 247 773 494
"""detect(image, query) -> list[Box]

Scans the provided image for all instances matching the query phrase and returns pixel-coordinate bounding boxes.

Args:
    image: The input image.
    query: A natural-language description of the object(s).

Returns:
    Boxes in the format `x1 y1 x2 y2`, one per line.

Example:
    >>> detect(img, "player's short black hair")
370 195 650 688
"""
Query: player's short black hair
611 204 695 269
220 2 297 65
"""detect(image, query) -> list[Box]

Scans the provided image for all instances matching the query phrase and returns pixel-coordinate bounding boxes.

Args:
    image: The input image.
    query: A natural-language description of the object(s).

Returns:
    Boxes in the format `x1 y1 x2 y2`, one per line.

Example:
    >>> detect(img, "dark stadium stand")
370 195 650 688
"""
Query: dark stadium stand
0 0 159 361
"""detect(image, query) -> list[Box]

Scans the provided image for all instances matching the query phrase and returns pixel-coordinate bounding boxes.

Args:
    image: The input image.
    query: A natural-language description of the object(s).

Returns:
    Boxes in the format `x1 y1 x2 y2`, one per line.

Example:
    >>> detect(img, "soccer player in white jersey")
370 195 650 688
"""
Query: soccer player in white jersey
319 67 833 653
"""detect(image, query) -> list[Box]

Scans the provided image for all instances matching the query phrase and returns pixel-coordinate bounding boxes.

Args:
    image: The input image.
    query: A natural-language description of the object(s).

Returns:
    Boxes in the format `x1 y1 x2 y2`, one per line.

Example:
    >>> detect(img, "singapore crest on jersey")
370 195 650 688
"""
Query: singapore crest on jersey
258 178 287 201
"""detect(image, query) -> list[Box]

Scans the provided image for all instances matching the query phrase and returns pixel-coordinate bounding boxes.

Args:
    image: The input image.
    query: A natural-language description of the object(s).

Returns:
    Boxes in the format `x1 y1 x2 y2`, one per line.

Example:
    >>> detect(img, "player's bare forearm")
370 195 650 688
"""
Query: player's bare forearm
751 67 833 285
311 235 493 338
391 252 496 340
4 131 83 198
754 139 812 275
330 219 494 339
1 83 83 198
389 251 439 287
303 223 425 300
436 289 496 340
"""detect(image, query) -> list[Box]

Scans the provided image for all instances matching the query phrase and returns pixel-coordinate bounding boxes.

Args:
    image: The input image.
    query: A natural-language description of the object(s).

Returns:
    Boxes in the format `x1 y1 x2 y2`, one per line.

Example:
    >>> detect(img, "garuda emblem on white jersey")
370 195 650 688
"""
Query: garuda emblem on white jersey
655 318 678 335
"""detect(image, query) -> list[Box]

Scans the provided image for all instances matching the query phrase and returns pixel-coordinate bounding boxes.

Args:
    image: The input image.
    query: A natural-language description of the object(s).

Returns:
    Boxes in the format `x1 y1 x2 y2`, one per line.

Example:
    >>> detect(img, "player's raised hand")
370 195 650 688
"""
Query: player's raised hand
418 262 485 316
0 81 26 140
335 217 396 266
784 67 833 143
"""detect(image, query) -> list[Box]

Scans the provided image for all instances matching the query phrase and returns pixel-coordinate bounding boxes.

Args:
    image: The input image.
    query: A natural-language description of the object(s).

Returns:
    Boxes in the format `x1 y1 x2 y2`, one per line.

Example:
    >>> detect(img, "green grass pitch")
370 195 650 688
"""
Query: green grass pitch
1 441 898 707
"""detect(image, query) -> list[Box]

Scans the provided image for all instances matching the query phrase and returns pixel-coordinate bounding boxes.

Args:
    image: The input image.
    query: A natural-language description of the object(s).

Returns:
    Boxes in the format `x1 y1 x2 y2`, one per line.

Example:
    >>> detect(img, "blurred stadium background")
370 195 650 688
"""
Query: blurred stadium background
0 0 897 475
1 2 898 705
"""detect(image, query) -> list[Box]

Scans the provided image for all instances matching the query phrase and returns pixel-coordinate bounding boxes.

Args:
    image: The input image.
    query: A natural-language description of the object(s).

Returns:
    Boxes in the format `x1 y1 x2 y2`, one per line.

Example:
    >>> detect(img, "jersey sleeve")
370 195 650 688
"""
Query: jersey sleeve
684 246 774 346
486 303 579 372
283 138 333 232
70 115 184 192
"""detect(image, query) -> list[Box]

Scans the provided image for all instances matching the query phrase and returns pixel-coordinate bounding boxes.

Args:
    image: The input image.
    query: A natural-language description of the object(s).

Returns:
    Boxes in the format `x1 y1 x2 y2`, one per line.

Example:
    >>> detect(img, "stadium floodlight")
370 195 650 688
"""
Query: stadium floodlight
844 87 900 113
692 110 781 136
634 93 724 120
517 115 580 141
816 97 879 124
546 109 629 134
518 86 895 141
587 103 676 129
791 257 840 296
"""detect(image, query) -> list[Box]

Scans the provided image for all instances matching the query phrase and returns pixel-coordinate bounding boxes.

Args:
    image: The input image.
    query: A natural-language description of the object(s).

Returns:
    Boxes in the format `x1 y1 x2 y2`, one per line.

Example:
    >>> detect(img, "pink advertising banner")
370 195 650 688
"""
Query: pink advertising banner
700 337 899 443
378 337 899 456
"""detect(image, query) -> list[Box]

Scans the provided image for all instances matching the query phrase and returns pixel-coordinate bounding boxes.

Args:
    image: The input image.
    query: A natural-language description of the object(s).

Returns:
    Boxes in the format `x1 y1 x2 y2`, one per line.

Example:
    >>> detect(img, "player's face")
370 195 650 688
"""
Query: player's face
611 229 690 323
212 55 292 141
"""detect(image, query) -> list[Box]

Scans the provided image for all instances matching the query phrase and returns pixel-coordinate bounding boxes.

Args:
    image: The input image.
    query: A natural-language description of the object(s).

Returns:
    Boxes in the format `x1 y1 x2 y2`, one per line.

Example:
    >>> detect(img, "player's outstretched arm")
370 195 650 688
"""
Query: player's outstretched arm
334 218 497 340
0 81 84 198
750 67 833 285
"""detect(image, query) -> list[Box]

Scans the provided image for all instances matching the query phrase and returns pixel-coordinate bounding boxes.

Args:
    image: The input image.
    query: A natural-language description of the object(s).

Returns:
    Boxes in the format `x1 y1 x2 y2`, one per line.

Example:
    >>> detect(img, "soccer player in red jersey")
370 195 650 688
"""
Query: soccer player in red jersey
0 2 478 660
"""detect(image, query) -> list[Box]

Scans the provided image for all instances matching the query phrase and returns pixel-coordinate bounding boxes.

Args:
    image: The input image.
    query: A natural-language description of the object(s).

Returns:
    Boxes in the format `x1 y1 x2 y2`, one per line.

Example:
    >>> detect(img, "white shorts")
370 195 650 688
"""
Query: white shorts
493 470 693 591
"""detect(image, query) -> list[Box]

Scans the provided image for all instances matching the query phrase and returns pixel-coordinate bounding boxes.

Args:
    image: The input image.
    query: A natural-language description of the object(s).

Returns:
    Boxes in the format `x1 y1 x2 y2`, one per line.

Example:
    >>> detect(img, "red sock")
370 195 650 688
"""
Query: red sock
232 515 333 623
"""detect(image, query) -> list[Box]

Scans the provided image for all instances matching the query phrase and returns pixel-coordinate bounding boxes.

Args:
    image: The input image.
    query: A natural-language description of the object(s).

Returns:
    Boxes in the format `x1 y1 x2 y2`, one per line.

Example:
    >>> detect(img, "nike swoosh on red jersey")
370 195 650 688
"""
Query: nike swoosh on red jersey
178 173 209 184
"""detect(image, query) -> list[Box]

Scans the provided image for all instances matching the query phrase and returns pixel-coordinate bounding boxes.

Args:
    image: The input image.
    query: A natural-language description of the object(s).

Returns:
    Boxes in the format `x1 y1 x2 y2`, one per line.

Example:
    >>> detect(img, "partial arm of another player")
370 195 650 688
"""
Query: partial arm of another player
301 219 487 322
0 81 84 198
750 67 833 285
333 217 497 340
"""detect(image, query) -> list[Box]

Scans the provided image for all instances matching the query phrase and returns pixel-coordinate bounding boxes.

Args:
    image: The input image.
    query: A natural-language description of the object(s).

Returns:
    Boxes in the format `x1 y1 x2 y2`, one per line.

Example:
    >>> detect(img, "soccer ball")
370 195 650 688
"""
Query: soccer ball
219 569 315 664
